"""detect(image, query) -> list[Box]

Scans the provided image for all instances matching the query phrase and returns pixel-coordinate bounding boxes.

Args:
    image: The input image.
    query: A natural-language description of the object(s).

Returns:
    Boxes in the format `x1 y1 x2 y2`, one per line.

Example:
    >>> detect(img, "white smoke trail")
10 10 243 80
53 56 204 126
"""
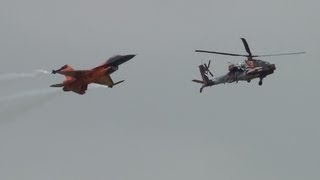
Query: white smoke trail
0 69 50 81
0 84 108 103
0 88 58 103
0 84 107 104
0 88 61 122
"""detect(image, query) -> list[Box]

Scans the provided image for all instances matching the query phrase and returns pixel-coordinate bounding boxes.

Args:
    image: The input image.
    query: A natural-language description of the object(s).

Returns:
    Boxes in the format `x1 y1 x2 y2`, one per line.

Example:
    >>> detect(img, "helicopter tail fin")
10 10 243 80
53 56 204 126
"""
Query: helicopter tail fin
199 65 211 84
192 64 211 85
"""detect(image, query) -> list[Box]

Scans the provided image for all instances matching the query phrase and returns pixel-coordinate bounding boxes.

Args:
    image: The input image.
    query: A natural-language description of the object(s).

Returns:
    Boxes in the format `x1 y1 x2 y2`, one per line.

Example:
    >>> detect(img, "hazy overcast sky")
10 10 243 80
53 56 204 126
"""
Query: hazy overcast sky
0 0 319 180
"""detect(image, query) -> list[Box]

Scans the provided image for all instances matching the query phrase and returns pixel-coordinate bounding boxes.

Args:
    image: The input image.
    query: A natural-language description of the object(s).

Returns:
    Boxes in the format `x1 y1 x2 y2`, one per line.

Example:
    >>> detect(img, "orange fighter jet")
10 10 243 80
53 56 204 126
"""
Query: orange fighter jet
50 54 135 95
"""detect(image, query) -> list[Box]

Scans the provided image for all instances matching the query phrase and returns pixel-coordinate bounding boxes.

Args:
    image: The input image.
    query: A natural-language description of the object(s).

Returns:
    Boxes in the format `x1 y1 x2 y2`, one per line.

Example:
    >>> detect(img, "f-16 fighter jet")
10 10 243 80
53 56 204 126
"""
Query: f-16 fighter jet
50 54 135 95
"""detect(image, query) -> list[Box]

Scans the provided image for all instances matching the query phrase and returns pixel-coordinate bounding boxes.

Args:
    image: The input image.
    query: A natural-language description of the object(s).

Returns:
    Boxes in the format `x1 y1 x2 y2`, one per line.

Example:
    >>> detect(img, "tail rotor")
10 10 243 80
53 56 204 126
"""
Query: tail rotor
193 60 215 93
203 60 214 77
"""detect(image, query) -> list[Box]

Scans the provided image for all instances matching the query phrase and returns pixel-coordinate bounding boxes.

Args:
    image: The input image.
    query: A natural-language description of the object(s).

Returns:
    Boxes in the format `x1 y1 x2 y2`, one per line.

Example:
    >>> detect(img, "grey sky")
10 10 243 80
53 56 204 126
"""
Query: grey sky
0 0 319 180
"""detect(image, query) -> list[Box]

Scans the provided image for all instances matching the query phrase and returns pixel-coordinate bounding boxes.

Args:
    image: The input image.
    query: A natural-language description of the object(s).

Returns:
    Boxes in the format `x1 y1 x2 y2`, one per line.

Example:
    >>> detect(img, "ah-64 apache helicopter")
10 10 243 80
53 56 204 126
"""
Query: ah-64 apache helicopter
192 38 305 93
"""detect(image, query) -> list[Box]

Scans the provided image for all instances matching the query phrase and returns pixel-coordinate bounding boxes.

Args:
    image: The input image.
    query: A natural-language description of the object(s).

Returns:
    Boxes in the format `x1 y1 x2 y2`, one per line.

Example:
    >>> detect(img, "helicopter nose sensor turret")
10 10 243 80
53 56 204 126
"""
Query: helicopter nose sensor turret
270 64 276 71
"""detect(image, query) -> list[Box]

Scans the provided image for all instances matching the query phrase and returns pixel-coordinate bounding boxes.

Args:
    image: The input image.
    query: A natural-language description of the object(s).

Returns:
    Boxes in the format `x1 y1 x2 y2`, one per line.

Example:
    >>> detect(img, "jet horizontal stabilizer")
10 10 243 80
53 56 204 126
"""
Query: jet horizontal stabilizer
107 80 124 88
50 83 64 87
113 80 124 86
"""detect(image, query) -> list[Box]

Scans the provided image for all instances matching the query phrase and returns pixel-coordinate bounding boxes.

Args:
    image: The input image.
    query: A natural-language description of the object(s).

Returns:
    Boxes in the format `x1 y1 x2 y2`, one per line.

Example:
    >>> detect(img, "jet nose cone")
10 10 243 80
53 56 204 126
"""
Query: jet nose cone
126 54 136 60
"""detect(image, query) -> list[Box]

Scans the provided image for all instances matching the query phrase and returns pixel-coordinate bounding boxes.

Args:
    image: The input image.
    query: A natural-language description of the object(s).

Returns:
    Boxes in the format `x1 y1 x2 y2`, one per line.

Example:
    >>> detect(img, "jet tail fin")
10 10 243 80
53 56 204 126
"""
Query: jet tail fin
52 64 74 81
62 65 74 81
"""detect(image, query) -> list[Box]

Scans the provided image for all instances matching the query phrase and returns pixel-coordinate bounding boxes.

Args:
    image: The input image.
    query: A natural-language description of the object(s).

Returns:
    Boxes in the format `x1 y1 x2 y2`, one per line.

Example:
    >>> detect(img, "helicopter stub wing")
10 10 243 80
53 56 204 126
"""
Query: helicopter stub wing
246 67 263 75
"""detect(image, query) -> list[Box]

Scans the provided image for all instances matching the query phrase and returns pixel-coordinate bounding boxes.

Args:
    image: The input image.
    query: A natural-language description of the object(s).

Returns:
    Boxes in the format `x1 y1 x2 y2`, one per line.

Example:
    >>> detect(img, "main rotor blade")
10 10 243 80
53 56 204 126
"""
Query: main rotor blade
208 70 214 77
204 63 209 70
195 50 248 57
253 52 306 57
207 60 211 68
241 38 252 57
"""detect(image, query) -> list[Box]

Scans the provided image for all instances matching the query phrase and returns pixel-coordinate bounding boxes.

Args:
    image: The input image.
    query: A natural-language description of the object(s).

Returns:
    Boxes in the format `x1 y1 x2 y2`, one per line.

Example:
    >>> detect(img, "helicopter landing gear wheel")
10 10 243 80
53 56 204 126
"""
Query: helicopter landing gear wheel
200 87 204 93
259 76 264 86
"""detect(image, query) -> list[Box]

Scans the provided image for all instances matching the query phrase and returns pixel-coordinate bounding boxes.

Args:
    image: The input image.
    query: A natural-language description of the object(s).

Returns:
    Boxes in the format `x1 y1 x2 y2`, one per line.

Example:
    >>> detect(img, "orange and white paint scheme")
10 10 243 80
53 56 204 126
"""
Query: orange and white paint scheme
50 54 135 95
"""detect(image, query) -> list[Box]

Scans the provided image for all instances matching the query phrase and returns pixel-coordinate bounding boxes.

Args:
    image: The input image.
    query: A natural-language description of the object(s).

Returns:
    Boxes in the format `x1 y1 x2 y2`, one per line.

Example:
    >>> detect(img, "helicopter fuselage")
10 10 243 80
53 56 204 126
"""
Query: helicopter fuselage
201 59 276 87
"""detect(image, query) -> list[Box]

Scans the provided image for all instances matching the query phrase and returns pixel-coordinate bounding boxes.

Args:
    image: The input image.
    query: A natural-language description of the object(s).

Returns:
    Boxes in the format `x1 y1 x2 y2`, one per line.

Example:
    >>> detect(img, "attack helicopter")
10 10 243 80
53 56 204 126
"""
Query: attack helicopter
193 38 305 93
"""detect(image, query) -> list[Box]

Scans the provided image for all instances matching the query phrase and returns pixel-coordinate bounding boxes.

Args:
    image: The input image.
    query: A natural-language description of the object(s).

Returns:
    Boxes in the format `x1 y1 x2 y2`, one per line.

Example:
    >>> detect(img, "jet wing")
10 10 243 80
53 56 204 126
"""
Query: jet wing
72 84 88 95
57 70 94 78
94 75 114 87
